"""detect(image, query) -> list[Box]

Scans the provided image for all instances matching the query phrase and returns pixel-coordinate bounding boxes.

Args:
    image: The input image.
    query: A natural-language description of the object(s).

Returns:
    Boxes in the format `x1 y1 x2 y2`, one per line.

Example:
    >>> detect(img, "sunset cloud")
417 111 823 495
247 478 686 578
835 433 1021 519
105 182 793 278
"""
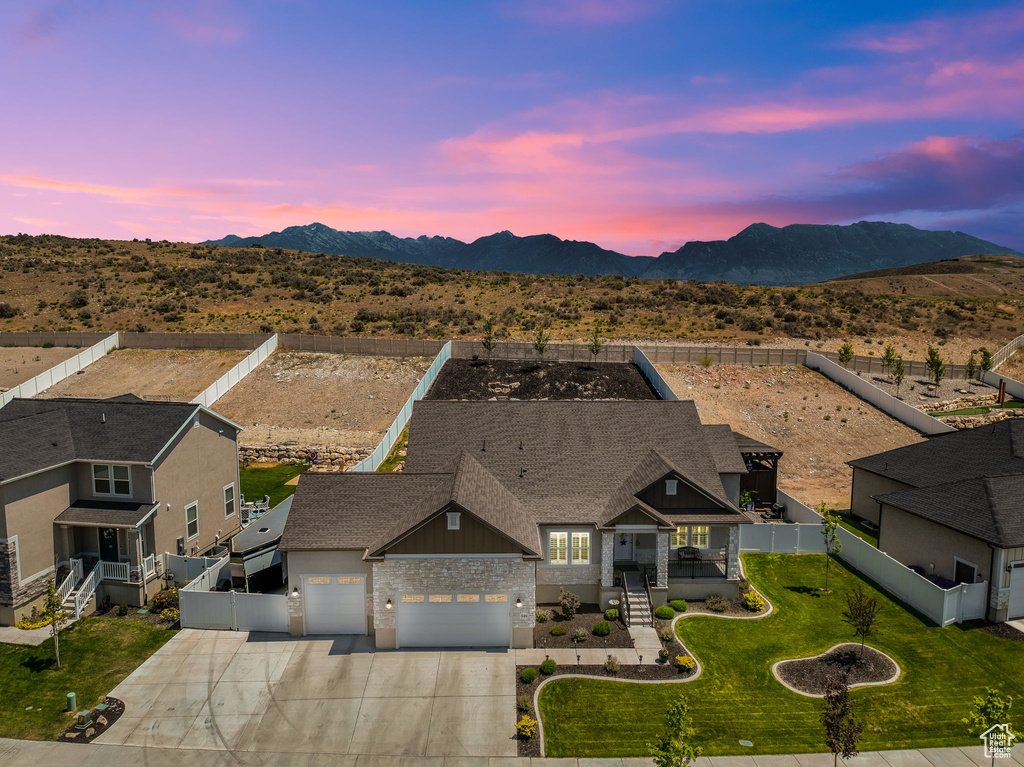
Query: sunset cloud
509 0 667 26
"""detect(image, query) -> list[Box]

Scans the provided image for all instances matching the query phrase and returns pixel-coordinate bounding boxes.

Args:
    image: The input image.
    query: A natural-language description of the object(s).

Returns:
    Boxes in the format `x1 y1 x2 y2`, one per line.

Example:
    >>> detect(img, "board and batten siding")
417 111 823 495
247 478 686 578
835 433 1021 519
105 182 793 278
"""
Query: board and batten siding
639 478 721 509
383 508 525 556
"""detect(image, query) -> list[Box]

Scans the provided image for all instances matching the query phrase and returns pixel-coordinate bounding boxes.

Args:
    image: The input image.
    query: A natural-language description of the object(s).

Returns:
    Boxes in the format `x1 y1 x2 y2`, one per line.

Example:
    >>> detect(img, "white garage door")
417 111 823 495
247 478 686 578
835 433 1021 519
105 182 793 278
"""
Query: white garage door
303 575 367 635
1009 566 1024 621
397 592 511 648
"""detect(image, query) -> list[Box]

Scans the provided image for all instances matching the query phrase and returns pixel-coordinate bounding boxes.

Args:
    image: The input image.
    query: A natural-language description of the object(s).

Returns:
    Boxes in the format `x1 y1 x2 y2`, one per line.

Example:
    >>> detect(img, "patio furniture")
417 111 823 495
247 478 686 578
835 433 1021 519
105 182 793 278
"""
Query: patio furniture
678 546 702 561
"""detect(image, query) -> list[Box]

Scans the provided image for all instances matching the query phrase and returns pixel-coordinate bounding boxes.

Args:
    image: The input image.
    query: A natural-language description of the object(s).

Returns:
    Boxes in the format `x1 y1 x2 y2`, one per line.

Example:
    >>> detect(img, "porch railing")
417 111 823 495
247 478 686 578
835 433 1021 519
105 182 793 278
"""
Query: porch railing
57 558 84 604
667 559 728 579
74 562 101 620
143 554 157 580
100 560 130 582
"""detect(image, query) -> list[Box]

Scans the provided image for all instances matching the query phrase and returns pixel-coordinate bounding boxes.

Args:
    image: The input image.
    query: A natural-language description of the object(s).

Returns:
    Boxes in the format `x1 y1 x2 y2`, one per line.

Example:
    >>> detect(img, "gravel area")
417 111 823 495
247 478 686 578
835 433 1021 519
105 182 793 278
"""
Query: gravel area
857 371 995 404
213 352 432 449
656 365 924 509
774 643 898 696
0 346 80 390
36 348 247 401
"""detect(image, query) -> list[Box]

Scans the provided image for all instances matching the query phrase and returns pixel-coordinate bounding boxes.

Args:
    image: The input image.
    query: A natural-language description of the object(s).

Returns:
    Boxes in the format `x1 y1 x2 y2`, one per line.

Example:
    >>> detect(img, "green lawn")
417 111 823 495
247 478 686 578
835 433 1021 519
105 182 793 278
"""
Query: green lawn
239 462 306 507
0 617 175 740
839 515 878 547
539 554 1024 757
937 401 1024 417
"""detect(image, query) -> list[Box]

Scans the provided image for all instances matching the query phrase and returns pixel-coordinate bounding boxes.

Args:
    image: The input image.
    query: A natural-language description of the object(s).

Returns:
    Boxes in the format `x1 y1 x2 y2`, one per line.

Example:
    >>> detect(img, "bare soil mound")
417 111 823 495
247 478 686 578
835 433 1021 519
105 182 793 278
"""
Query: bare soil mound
426 359 658 401
775 643 898 696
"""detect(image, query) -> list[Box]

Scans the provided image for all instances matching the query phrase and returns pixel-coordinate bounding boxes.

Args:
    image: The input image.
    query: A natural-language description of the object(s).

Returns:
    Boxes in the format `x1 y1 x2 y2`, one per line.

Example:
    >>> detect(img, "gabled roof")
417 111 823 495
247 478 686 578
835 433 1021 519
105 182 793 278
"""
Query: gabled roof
876 474 1024 548
0 396 239 483
731 430 784 456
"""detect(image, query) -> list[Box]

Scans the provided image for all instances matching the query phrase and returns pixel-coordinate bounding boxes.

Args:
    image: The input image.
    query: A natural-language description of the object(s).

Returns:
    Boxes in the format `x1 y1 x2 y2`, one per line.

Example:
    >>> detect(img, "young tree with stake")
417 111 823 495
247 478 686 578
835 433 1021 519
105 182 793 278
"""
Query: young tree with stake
891 355 906 399
979 347 993 378
588 321 604 359
838 343 854 369
532 326 550 358
821 672 863 767
926 346 946 386
965 350 978 394
481 316 497 360
40 578 68 669
650 695 702 767
842 584 880 659
963 688 1014 767
819 503 843 593
881 344 897 379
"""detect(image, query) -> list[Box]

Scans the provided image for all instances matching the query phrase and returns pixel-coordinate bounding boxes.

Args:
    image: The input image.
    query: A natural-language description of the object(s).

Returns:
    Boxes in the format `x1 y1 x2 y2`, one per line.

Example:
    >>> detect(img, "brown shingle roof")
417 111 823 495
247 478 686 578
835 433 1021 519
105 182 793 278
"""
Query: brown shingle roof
55 500 159 528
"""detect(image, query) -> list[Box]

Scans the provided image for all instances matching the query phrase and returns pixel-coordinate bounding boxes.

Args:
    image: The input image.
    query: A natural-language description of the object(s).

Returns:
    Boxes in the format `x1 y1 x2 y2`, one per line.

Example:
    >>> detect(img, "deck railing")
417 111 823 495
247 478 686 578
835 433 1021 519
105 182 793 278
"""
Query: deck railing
143 554 157 580
100 560 130 582
667 559 728 579
74 562 101 619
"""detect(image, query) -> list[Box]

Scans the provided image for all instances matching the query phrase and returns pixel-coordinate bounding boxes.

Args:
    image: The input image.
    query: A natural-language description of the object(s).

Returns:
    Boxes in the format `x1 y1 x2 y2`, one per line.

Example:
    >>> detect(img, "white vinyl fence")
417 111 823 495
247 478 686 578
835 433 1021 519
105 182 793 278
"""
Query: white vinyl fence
176 552 289 632
755 492 988 626
991 331 1024 370
0 333 119 408
165 553 228 583
349 341 452 472
982 370 1024 401
805 352 956 436
191 333 278 407
633 346 678 400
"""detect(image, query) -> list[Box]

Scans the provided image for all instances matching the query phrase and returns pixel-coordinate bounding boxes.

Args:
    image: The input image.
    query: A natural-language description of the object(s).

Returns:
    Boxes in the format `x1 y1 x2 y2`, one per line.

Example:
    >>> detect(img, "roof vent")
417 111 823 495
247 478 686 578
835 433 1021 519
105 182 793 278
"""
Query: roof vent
258 527 270 534
101 412 106 423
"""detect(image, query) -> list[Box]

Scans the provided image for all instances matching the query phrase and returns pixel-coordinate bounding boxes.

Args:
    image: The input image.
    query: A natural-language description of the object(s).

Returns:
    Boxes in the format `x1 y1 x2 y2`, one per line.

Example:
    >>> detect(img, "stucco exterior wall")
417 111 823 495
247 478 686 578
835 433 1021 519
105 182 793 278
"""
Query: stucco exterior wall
73 462 152 504
286 550 374 621
878 504 992 584
850 468 913 525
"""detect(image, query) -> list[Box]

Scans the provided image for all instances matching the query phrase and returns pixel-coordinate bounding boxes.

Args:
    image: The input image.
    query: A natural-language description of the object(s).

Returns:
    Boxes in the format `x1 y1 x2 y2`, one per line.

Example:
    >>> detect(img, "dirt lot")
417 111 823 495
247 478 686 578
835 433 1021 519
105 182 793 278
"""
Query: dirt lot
425 359 658 400
998 351 1024 382
656 365 924 509
0 346 80 391
37 348 247 401
214 352 432 449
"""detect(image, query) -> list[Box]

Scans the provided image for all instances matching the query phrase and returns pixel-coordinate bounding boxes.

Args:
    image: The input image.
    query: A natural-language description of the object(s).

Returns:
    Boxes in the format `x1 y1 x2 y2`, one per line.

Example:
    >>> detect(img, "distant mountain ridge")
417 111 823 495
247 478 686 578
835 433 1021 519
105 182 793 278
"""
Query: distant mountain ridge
203 221 1021 285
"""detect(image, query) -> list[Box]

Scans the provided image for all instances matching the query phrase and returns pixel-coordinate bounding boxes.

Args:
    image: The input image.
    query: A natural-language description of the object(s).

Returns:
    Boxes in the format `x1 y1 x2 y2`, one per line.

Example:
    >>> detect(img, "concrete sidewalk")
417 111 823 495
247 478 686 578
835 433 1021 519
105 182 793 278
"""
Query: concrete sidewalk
1 739 1020 767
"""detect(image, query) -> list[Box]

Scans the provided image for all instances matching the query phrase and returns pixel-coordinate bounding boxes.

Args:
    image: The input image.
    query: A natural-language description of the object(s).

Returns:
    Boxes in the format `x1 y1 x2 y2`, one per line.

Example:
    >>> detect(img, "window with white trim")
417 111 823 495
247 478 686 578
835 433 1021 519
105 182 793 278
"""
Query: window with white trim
690 525 709 549
665 479 678 496
549 532 568 564
571 532 590 564
93 464 131 496
671 526 687 548
224 484 235 518
185 502 199 541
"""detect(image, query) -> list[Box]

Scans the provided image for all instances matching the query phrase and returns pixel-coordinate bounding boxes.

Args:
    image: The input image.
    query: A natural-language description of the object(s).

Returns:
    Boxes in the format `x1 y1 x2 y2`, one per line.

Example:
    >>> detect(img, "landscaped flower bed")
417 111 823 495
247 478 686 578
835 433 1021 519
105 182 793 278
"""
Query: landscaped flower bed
773 643 899 696
534 602 633 649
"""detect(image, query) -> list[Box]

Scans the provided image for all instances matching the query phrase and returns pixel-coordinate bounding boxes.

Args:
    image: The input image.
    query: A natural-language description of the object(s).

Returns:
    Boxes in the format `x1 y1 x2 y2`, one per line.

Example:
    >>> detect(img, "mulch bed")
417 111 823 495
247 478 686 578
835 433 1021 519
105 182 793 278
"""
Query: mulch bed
775 643 898 696
59 697 125 744
425 359 659 401
976 621 1024 642
535 603 633 649
514 662 696 757
676 596 768 618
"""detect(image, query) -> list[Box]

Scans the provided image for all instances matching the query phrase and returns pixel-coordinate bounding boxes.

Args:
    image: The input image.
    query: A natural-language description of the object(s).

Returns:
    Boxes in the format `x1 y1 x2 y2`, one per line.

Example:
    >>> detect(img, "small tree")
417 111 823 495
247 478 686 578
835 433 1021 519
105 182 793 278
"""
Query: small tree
821 673 863 767
891 355 906 399
481 316 497 359
963 688 1014 767
532 326 550 358
965 350 978 394
40 578 68 669
838 343 854 369
559 587 581 620
650 695 702 767
588 321 604 358
819 503 843 593
881 344 897 379
841 584 880 659
980 347 994 378
926 346 946 386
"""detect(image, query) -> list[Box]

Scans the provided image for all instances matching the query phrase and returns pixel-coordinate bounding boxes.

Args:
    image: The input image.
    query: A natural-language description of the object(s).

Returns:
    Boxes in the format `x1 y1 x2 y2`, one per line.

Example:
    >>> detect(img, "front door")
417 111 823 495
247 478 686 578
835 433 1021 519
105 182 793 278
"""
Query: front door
614 532 634 561
98 528 119 562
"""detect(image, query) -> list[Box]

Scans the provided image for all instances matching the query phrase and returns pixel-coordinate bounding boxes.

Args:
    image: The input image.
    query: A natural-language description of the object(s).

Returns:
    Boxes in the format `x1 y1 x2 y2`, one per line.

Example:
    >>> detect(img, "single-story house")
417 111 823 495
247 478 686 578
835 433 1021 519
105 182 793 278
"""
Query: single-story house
848 420 1024 622
279 400 781 649
0 394 243 625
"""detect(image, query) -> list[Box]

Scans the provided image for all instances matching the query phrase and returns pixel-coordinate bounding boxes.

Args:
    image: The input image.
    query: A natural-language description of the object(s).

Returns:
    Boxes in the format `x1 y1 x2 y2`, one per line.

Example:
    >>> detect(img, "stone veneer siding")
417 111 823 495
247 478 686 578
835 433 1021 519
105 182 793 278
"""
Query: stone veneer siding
0 538 53 611
727 526 740 579
601 532 615 588
656 533 669 588
372 557 536 630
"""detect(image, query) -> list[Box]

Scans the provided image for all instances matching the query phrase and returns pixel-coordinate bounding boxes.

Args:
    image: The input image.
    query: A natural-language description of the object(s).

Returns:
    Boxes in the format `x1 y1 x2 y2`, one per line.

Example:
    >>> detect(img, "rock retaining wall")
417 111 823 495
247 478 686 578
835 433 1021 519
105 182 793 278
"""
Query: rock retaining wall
937 409 1024 430
239 444 373 469
916 393 998 413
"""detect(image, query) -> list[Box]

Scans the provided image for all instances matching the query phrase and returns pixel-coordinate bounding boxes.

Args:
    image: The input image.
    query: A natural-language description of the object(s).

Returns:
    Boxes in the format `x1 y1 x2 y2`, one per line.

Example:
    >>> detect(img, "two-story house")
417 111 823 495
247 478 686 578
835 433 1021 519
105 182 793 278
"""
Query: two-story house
0 394 242 625
280 400 780 649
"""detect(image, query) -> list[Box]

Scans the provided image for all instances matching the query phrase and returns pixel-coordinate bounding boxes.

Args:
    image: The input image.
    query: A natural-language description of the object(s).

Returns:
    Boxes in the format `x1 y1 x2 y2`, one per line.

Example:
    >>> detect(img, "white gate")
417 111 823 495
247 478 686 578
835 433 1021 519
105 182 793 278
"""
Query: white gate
234 592 289 632
180 590 289 632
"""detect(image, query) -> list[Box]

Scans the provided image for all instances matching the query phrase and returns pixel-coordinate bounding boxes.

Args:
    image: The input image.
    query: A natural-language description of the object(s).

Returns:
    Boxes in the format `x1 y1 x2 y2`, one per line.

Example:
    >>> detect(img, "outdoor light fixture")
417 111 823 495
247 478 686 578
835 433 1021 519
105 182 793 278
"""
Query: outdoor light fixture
515 596 523 608
291 586 299 598
385 599 393 610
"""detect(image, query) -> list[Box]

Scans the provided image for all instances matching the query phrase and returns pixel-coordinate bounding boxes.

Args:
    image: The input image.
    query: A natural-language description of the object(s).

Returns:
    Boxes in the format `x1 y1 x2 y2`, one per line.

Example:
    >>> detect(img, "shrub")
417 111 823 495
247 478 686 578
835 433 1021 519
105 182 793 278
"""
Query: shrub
160 607 180 623
0 302 21 319
559 588 581 619
676 655 696 672
658 627 675 643
540 658 557 675
116 602 130 617
592 621 611 637
535 608 549 623
605 656 620 673
669 599 687 613
654 605 676 620
516 714 538 739
743 591 765 612
737 578 750 594
604 607 619 621
571 628 588 643
520 667 538 684
150 588 179 612
550 625 567 636
705 594 727 613
516 694 532 712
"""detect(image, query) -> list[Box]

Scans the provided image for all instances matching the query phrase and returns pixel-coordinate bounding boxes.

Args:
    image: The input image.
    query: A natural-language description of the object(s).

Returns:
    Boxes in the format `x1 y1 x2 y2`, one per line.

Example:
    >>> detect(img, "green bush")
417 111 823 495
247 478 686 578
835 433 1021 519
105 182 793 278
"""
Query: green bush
654 605 676 620
535 608 549 623
658 627 675 643
150 588 179 612
669 599 687 613
705 594 727 613
520 667 538 683
604 607 619 621
516 694 532 712
116 602 130 617
604 656 620 673
592 621 611 637
540 658 557 675
559 588 581 619
550 624 567 636
572 628 588 643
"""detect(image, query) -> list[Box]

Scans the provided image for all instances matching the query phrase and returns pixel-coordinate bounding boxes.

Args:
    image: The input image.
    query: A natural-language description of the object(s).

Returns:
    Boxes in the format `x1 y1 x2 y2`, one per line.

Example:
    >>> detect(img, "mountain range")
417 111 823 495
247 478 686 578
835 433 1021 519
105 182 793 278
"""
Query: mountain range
204 221 1022 285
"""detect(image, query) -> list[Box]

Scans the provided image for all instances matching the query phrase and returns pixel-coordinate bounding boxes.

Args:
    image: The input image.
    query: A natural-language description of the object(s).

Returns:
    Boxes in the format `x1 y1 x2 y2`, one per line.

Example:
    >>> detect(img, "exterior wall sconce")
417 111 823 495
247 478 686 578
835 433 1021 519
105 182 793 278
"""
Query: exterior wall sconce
291 586 299 598
385 599 393 610
515 597 523 608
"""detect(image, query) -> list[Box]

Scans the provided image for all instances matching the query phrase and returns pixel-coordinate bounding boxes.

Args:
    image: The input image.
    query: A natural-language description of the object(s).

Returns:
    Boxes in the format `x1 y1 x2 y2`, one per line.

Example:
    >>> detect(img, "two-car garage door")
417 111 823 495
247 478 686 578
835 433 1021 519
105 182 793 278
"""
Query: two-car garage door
397 592 511 648
1009 565 1024 621
302 575 367 635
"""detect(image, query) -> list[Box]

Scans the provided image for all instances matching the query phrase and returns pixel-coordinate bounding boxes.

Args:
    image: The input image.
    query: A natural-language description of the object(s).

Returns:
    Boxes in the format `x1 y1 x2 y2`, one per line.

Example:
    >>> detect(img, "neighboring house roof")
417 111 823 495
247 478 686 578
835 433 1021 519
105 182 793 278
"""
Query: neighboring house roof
0 396 238 483
875 474 1024 548
731 431 784 456
233 496 293 554
55 499 159 528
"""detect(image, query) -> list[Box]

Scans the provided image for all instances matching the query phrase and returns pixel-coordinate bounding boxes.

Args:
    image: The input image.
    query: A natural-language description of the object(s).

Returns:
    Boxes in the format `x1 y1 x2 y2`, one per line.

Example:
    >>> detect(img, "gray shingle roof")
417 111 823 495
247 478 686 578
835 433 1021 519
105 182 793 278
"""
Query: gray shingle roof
876 474 1024 548
731 431 784 456
54 500 158 528
0 397 210 482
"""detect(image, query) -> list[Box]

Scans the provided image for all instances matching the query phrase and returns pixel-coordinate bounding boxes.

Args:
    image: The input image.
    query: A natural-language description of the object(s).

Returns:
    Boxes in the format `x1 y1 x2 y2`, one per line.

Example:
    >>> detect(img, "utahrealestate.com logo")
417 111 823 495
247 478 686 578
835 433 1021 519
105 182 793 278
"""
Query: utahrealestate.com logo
980 724 1017 759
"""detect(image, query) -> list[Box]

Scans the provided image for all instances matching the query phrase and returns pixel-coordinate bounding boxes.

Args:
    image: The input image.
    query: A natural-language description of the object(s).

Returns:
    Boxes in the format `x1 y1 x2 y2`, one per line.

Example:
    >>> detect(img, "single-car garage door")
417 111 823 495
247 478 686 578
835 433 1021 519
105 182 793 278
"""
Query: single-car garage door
303 575 366 634
397 592 511 648
1009 566 1024 620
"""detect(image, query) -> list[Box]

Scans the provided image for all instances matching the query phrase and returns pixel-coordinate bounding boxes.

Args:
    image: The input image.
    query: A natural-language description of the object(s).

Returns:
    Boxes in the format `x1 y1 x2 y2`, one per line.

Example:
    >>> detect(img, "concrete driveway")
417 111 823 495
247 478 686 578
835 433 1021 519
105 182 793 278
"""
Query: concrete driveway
97 630 517 757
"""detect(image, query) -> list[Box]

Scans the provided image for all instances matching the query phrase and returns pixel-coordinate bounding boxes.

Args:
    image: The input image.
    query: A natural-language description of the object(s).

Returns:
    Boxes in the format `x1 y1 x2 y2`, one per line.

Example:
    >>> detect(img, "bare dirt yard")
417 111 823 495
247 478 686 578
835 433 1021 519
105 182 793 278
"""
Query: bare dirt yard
997 350 1024 382
213 352 432 449
37 348 247 401
425 359 658 400
0 346 81 391
656 364 924 509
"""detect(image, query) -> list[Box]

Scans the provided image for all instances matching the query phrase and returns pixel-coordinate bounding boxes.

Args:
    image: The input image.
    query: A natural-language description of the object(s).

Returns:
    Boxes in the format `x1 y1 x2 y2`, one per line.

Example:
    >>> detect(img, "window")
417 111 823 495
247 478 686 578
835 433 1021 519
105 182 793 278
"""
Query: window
336 577 360 584
457 594 480 602
571 532 591 564
401 595 424 603
224 484 236 518
665 479 678 496
447 512 461 530
307 577 331 585
549 532 568 564
429 594 452 603
671 527 687 548
93 464 131 496
485 594 508 602
185 502 199 541
690 525 709 549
